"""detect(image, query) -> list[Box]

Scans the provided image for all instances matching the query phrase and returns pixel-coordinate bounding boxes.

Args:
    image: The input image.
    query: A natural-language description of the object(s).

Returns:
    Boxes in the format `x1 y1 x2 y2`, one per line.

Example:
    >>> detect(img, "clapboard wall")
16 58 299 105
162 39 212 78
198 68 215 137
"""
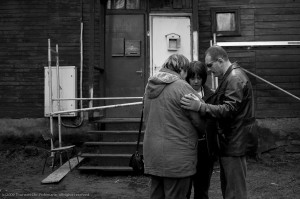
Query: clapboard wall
0 0 105 118
198 0 300 118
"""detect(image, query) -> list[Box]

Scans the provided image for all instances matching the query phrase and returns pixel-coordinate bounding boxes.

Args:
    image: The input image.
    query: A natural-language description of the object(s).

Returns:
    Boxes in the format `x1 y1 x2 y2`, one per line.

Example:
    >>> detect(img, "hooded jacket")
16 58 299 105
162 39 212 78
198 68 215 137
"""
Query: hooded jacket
143 68 205 178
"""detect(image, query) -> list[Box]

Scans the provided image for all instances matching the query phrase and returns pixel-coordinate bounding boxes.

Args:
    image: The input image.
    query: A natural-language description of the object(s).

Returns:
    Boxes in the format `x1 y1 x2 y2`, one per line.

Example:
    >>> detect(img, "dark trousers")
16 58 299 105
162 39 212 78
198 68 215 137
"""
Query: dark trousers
219 156 247 199
150 175 191 199
187 140 215 199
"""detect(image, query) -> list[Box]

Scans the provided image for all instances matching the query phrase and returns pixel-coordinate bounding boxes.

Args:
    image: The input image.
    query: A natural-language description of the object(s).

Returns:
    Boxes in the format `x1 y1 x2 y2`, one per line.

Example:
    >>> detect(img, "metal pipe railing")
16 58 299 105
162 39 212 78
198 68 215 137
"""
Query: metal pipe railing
242 68 300 102
50 101 143 116
51 97 143 101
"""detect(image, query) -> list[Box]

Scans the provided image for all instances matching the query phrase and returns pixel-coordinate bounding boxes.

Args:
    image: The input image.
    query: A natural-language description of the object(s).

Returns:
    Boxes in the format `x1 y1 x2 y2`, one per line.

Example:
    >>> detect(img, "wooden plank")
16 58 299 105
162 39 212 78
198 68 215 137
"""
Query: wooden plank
257 90 300 97
252 0 298 4
256 109 300 118
257 96 300 103
255 8 300 15
256 68 300 76
257 103 300 110
255 14 300 21
255 28 300 36
256 62 299 69
256 49 300 55
256 21 300 28
255 35 300 41
256 54 300 61
41 157 84 184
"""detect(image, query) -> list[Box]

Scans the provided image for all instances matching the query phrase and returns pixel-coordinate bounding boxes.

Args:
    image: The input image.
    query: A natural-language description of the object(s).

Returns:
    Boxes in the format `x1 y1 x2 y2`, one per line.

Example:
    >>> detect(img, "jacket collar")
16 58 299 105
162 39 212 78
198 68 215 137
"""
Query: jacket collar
215 62 240 93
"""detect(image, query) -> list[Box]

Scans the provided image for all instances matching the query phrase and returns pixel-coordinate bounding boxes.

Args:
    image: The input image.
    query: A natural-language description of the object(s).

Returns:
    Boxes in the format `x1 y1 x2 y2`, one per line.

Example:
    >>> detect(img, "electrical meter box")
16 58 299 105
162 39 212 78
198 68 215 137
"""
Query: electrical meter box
44 66 77 117
166 33 181 51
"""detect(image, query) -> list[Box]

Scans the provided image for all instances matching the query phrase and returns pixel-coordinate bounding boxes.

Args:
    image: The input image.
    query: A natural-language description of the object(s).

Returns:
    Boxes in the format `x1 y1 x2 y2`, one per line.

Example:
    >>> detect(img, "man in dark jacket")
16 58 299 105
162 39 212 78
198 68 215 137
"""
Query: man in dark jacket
181 46 255 199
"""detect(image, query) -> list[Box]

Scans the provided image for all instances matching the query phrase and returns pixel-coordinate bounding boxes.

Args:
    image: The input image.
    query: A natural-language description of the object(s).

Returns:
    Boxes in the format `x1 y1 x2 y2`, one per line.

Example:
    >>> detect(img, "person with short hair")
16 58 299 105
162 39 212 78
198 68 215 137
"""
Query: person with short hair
185 61 218 199
181 46 255 199
143 54 206 199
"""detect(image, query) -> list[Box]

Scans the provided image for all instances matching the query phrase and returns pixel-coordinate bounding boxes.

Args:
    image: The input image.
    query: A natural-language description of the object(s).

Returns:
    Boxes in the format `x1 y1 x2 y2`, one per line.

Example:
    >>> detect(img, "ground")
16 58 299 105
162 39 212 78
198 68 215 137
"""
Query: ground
0 145 299 199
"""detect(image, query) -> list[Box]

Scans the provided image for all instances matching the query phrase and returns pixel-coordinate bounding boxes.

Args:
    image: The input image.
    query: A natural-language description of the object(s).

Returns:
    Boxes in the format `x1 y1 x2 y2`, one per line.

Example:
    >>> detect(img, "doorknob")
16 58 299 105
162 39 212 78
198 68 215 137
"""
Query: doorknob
136 70 143 77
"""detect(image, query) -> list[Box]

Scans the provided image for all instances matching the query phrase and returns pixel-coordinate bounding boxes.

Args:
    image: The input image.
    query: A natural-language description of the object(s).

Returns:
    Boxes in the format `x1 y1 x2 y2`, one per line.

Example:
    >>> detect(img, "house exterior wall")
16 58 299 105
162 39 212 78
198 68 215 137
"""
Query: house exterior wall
0 0 299 151
198 0 300 118
0 0 104 119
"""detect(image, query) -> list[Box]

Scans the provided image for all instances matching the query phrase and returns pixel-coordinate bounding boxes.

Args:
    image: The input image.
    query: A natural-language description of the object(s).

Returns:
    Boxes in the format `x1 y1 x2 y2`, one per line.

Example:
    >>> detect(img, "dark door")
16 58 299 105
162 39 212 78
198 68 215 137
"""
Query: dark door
105 14 145 118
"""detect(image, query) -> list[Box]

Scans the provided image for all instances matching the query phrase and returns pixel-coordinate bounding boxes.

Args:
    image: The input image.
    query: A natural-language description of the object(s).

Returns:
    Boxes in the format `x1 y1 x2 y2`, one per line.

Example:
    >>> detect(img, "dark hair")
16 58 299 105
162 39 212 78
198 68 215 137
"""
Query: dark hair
186 61 207 86
205 45 229 62
162 54 190 74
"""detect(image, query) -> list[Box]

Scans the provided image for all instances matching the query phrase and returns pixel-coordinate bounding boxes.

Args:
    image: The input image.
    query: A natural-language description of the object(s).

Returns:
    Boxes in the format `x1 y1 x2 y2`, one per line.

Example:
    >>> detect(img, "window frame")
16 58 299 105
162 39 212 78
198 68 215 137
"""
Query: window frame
211 7 241 37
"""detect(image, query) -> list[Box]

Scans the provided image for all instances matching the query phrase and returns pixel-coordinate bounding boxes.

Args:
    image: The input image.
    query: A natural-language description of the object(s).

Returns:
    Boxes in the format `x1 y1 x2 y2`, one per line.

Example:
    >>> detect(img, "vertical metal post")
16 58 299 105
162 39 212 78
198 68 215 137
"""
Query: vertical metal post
48 39 55 166
56 44 62 165
192 0 199 61
212 33 218 89
209 40 215 90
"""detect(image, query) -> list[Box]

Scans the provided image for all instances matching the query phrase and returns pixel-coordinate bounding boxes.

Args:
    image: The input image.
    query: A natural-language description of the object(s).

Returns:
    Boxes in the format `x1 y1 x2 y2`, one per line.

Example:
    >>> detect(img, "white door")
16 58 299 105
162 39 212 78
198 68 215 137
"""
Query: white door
150 15 192 76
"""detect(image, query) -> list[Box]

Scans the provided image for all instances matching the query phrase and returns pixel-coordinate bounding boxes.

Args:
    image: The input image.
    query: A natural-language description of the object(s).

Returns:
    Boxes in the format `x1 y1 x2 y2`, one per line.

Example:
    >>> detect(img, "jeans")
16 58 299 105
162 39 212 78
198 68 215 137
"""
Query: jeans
150 175 191 199
219 156 247 199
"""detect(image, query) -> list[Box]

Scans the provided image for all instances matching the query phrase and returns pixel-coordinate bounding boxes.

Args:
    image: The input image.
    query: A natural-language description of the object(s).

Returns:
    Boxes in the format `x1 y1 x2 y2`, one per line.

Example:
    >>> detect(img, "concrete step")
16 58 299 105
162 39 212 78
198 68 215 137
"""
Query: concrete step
94 117 143 130
78 166 133 172
87 130 144 142
80 153 133 166
83 141 143 154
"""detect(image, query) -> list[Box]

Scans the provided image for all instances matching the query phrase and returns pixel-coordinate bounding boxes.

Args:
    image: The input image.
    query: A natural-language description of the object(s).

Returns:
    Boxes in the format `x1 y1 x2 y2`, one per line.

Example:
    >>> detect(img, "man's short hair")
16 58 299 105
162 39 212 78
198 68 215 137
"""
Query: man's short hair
205 45 229 62
186 61 207 86
162 54 190 74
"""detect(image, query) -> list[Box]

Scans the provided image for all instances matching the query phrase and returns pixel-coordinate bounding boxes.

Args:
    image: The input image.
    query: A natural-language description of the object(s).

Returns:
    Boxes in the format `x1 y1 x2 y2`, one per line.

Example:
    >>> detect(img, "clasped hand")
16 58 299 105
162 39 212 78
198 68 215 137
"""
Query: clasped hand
180 93 203 111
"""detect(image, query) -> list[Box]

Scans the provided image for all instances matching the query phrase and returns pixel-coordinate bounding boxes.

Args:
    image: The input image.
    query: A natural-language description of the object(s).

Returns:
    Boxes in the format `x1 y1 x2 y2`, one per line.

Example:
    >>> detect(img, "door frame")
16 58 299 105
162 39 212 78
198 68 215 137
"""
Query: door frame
105 11 148 94
149 13 193 77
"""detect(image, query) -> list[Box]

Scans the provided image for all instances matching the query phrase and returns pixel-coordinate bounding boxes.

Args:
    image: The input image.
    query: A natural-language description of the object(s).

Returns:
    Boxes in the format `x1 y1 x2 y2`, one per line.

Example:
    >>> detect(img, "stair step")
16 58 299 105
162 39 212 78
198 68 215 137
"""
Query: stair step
87 130 144 142
84 142 143 146
83 142 143 154
80 153 133 166
78 166 133 172
88 130 144 133
94 117 144 130
81 153 132 158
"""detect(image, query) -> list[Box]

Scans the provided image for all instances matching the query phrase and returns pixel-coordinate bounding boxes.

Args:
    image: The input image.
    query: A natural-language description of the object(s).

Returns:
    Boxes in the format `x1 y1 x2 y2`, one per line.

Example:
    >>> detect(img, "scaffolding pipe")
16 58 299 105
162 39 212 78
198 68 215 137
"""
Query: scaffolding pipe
52 97 143 101
55 44 62 159
47 39 54 158
51 101 143 116
242 68 300 102
80 19 84 123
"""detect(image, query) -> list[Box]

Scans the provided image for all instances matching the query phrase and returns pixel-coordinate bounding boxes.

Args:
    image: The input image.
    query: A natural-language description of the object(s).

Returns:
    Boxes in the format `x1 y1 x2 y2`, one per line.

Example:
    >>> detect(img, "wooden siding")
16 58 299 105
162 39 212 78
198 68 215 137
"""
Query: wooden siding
198 0 300 118
0 0 104 118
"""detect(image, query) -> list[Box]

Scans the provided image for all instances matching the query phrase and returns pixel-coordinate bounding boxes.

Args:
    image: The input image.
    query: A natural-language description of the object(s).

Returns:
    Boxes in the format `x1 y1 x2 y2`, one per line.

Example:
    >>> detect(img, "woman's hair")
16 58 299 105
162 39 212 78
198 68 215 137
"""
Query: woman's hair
162 54 190 74
205 45 229 62
186 61 207 86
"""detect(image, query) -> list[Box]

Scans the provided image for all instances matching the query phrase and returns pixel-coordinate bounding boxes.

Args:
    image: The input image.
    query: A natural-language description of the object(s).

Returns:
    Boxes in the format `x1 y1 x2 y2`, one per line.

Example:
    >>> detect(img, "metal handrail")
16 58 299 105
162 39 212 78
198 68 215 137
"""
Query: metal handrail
242 68 300 102
52 97 143 101
50 101 143 116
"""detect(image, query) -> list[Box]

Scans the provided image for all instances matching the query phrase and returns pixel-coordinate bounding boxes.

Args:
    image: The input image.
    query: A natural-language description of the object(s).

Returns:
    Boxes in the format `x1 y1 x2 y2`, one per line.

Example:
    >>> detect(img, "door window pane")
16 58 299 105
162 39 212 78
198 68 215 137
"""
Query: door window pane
112 0 125 9
126 0 140 9
107 0 140 9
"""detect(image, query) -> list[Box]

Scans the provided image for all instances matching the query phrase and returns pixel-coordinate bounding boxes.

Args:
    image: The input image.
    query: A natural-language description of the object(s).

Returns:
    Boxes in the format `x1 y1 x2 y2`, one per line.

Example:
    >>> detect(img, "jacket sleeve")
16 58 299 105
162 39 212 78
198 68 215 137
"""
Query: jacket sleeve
180 83 206 134
186 109 206 135
199 75 245 119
